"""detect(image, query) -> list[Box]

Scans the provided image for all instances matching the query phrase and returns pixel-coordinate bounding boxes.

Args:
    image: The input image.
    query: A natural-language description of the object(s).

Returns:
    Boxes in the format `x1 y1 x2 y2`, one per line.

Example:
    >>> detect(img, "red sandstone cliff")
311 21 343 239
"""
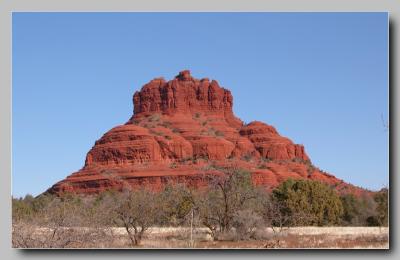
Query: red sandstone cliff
46 70 364 195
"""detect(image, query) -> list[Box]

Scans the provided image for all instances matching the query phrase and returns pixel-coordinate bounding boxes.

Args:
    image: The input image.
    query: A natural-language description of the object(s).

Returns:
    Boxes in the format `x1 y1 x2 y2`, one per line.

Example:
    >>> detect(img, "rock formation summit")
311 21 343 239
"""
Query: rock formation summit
47 70 361 195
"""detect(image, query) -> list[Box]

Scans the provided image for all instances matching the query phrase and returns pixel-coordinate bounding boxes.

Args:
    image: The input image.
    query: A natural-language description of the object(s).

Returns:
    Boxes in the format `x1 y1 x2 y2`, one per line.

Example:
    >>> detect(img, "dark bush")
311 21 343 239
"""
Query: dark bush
271 179 343 226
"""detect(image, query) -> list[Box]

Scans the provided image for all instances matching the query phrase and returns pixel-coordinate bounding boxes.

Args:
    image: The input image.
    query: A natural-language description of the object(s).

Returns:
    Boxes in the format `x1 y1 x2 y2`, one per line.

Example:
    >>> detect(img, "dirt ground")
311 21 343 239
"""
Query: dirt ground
13 226 388 249
124 227 389 249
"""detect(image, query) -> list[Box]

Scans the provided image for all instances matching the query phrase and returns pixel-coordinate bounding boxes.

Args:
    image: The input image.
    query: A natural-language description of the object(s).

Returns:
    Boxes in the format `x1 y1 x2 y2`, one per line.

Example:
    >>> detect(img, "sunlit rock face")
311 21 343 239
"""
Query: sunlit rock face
47 70 365 196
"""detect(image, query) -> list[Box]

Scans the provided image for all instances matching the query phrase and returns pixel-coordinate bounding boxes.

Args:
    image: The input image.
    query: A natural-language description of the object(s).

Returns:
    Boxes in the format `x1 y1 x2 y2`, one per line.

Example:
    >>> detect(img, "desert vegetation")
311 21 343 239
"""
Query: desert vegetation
12 168 388 248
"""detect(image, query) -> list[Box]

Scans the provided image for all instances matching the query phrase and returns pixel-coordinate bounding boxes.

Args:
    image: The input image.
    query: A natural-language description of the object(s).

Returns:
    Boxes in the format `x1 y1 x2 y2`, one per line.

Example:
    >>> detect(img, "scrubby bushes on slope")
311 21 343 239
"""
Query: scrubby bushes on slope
12 170 388 247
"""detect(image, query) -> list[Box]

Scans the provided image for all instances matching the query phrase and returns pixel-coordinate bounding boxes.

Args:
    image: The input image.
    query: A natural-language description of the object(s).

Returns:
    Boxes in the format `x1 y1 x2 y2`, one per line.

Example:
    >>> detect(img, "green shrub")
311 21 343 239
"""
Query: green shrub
215 130 225 137
169 162 178 169
374 188 388 226
366 216 380 226
340 193 361 225
148 114 160 122
242 153 253 162
271 179 343 226
258 164 268 169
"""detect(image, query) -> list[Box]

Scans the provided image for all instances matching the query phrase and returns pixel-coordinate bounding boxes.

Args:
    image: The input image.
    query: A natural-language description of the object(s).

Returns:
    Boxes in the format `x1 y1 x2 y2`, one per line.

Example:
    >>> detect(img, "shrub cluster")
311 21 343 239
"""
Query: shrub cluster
12 170 388 248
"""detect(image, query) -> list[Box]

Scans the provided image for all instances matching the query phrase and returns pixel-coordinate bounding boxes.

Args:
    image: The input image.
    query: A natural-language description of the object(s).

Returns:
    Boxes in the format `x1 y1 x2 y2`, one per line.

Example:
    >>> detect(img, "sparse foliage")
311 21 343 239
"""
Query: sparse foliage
231 209 263 240
11 175 389 248
195 168 260 240
112 189 160 246
158 184 194 226
373 188 388 227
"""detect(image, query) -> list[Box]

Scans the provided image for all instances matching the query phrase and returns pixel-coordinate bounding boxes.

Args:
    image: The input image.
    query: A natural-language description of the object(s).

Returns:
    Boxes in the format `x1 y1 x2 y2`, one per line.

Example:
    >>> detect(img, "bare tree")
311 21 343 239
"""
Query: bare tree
12 193 118 248
158 184 195 226
13 195 85 248
112 189 160 246
231 209 263 241
195 167 259 240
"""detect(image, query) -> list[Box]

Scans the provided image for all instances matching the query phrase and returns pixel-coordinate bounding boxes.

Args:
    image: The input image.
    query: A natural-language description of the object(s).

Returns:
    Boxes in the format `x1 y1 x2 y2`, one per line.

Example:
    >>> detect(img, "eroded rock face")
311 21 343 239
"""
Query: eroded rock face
239 121 309 161
46 70 365 196
131 70 242 128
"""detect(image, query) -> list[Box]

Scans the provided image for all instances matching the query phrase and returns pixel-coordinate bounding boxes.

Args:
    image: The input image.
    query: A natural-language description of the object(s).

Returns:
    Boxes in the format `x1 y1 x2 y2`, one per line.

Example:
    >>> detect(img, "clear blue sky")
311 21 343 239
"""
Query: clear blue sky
12 12 388 198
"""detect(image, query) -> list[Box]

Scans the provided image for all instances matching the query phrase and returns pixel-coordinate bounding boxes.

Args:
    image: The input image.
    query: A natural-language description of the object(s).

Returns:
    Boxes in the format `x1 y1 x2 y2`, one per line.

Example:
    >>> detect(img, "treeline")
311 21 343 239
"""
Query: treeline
12 168 388 248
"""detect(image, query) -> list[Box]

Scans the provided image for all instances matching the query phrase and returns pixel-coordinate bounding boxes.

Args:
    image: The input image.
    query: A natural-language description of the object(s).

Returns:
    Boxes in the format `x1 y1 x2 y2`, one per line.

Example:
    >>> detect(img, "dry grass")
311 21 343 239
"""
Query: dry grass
96 226 389 249
13 226 389 249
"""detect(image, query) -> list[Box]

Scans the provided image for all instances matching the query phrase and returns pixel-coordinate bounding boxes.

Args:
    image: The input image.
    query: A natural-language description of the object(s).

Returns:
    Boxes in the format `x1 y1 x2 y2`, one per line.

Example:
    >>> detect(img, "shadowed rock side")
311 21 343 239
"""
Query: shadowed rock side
47 70 365 196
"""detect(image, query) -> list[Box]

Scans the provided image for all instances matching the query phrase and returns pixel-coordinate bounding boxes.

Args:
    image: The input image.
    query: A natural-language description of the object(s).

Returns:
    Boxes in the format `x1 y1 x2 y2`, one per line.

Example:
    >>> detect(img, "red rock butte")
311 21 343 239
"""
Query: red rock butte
47 70 365 195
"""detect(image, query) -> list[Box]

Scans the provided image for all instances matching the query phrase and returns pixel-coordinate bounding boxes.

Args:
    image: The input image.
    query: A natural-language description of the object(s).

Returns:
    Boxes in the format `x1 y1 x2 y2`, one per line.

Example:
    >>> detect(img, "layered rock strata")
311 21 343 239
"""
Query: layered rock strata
47 70 364 196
